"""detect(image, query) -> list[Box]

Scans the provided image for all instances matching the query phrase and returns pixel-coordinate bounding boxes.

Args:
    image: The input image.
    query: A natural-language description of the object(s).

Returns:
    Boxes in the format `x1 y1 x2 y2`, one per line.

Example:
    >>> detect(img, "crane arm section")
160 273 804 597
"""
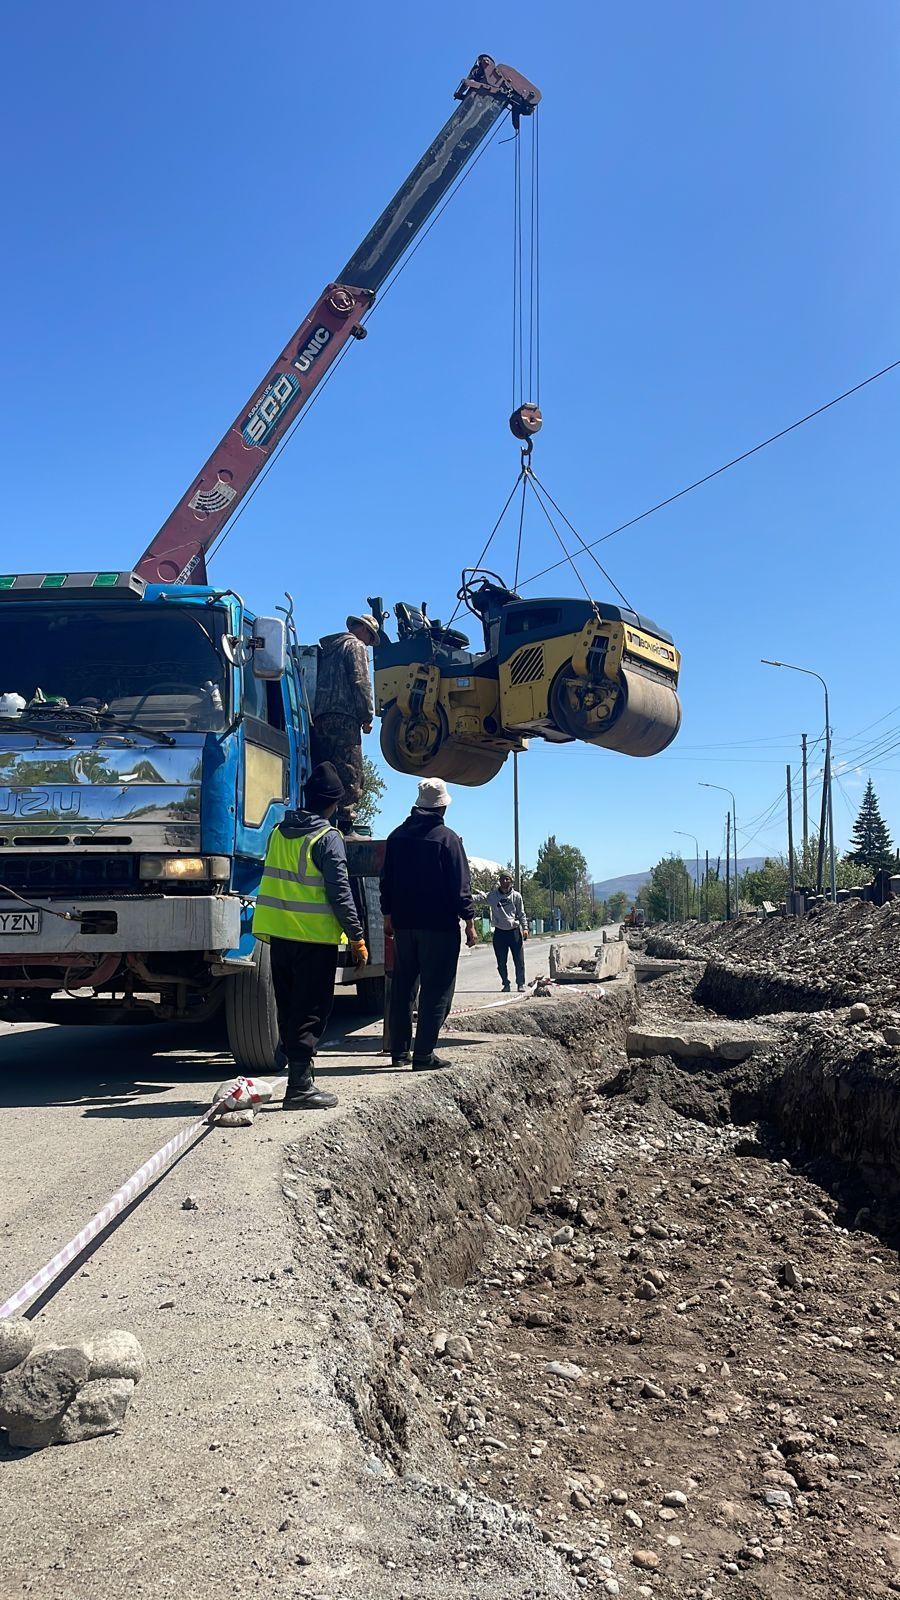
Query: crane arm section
136 55 539 585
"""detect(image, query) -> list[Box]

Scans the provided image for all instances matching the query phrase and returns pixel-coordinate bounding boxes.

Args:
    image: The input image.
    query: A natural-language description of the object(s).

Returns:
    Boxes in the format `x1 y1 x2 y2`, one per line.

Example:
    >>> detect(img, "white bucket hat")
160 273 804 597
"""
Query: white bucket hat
416 778 452 810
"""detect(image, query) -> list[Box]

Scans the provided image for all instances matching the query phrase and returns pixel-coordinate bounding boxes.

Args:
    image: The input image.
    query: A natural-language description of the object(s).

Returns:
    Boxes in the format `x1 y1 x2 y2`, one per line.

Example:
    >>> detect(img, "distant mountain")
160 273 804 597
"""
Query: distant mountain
593 858 767 902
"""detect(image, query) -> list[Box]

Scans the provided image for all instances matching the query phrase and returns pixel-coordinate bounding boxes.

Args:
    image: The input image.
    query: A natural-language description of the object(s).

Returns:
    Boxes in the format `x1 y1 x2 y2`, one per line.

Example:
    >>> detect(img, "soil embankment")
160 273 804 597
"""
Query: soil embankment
4 911 900 1599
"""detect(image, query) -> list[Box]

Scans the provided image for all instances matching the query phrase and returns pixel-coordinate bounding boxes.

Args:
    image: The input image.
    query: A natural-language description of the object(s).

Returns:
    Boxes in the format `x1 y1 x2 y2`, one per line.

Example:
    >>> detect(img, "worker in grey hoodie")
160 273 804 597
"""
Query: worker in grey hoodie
476 871 528 991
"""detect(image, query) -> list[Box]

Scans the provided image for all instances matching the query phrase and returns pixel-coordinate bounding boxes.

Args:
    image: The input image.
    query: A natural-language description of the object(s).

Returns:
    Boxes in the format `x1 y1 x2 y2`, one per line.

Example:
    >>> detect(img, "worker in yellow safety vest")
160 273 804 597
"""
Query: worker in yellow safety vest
253 762 368 1110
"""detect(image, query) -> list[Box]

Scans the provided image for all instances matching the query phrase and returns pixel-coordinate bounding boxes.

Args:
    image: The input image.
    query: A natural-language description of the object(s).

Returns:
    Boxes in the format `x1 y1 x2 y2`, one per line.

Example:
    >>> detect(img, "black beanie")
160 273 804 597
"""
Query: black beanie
304 762 345 807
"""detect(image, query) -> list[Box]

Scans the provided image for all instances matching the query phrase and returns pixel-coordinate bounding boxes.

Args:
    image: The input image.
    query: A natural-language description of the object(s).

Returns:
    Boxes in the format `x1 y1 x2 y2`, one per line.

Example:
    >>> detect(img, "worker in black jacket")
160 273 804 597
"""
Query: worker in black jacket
380 778 477 1070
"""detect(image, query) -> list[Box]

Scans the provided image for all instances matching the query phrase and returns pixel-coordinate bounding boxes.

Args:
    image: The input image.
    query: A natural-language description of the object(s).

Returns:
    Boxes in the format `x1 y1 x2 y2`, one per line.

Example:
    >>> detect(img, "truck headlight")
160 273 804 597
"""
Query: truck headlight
139 856 229 882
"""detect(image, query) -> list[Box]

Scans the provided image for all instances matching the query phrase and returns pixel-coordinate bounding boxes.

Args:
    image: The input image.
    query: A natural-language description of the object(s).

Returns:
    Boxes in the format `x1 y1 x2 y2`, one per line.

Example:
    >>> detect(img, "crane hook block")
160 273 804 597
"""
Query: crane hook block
509 404 543 441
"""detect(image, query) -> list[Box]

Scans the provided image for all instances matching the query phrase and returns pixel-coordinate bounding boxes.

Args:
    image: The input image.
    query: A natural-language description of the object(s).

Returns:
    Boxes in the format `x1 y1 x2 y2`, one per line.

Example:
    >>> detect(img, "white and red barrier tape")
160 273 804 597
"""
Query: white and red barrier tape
0 1075 273 1322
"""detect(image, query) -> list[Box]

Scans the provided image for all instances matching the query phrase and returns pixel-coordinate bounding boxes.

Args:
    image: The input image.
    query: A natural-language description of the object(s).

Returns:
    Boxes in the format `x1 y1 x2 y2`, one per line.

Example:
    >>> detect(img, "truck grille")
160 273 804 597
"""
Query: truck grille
0 853 139 898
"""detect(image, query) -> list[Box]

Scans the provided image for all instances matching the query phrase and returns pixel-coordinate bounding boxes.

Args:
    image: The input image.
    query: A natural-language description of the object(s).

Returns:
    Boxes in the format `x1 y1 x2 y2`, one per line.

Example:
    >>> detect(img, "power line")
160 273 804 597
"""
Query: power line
518 357 900 588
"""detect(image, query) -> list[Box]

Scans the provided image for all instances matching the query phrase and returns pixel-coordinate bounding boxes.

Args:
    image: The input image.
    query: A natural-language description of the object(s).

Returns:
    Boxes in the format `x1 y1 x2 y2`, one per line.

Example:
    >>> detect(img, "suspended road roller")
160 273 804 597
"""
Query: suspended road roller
369 572 682 787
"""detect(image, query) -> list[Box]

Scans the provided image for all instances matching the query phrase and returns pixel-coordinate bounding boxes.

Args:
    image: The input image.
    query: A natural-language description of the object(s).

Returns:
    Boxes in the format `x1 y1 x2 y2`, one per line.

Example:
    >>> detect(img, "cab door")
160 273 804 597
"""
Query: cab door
235 629 290 862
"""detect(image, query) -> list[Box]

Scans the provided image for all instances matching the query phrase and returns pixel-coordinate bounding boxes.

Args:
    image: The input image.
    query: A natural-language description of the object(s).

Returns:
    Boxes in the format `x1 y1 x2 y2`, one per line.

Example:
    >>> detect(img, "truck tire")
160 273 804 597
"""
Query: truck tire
354 974 386 1015
225 941 281 1072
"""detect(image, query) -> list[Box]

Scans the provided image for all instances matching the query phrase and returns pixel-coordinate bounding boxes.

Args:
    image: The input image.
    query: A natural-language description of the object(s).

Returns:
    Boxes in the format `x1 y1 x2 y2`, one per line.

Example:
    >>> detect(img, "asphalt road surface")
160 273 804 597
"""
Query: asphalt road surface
0 927 618 1318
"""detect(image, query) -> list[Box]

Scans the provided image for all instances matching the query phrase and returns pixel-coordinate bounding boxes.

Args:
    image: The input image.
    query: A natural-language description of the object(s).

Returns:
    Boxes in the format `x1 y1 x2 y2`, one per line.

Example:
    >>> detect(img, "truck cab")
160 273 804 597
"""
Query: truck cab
0 570 384 1066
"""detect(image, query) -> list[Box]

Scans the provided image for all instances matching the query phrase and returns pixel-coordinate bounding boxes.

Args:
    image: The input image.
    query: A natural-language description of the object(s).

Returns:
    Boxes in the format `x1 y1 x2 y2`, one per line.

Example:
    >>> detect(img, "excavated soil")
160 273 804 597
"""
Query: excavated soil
386 930 900 1599
6 913 900 1600
404 1050 900 1598
643 900 900 1018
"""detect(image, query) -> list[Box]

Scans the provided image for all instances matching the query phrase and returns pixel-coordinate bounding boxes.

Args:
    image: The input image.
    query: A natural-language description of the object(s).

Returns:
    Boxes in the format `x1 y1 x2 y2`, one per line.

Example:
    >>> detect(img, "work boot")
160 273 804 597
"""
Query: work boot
517 984 526 993
412 1054 452 1071
283 1065 337 1111
501 982 511 993
391 1051 412 1067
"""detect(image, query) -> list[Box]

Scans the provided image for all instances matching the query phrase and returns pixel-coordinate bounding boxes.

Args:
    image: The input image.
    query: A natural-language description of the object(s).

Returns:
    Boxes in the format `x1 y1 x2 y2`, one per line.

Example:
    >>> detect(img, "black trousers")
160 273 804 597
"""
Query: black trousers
389 926 460 1063
493 927 525 986
269 937 338 1086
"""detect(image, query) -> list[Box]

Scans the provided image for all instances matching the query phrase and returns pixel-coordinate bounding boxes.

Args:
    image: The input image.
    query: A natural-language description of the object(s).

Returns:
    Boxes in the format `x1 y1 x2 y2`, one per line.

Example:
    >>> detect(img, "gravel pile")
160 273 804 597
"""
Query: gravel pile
643 900 900 1014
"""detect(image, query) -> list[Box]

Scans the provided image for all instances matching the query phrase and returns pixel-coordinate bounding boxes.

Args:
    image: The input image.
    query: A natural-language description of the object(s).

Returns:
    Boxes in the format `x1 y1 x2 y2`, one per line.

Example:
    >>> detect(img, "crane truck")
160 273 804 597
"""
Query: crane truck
0 56 540 1068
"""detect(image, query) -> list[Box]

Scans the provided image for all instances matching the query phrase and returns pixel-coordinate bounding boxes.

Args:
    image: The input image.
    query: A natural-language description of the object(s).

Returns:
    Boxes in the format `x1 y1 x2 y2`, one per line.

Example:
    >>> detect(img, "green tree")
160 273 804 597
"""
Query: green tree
357 755 386 829
519 867 550 927
740 839 874 907
846 779 895 872
606 890 629 923
534 836 589 928
637 854 693 922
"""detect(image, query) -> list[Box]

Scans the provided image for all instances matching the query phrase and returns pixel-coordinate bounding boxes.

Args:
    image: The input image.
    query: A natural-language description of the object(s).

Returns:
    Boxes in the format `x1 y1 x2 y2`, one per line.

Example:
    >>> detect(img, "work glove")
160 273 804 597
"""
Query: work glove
351 938 369 967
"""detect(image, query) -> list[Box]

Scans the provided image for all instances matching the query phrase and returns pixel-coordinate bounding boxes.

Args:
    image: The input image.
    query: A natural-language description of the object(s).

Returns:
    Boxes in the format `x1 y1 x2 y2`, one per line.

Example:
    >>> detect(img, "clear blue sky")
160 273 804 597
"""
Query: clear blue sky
3 2 899 880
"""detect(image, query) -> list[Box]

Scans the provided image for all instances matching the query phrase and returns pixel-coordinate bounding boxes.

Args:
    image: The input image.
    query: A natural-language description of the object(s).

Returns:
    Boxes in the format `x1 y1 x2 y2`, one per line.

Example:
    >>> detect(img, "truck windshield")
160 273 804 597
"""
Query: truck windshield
0 605 229 732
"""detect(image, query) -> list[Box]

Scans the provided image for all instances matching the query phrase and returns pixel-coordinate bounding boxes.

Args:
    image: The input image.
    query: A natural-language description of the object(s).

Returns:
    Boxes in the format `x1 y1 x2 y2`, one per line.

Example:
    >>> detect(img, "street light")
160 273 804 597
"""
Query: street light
761 659 836 902
699 781 739 917
674 831 700 919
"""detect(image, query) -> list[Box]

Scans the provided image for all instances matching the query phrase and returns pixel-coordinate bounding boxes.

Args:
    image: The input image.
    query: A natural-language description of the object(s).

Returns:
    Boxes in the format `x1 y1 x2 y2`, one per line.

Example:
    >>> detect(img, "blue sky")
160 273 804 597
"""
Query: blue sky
3 2 899 879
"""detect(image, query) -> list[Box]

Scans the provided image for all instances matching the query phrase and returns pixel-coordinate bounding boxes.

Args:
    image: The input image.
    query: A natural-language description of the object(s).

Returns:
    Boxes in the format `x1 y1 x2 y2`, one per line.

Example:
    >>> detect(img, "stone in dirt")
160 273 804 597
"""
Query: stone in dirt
763 1488 793 1509
544 1360 583 1381
443 1334 474 1363
0 1345 91 1449
640 1380 666 1400
632 1550 659 1570
0 1319 35 1374
54 1378 135 1444
87 1330 146 1385
849 1002 871 1022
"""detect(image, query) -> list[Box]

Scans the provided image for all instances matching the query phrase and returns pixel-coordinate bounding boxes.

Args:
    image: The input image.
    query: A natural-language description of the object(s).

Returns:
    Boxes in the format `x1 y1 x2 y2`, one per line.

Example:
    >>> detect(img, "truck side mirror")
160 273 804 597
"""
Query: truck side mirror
250 616 286 680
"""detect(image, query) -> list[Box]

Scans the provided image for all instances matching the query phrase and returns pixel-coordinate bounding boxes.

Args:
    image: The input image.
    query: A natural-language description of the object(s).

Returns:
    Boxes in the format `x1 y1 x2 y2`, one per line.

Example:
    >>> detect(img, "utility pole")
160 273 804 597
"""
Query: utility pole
761 661 836 901
512 752 521 893
725 812 732 921
786 764 795 893
816 763 828 894
801 733 809 856
704 849 709 922
700 782 738 917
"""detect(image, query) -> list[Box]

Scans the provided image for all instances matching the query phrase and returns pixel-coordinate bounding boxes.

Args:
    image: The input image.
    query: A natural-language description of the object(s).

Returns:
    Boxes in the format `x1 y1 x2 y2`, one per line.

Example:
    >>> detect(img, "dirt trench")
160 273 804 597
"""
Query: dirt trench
289 951 900 1599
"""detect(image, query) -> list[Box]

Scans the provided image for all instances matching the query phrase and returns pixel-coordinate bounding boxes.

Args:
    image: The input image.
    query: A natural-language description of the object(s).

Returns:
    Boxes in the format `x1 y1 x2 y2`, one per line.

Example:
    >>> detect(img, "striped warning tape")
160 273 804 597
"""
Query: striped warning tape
0 1076 266 1322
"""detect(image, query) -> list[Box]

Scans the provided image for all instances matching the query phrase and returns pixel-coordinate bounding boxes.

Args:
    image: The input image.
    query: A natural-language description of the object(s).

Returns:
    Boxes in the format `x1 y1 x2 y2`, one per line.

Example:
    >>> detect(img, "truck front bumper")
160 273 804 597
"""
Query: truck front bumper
0 895 241 956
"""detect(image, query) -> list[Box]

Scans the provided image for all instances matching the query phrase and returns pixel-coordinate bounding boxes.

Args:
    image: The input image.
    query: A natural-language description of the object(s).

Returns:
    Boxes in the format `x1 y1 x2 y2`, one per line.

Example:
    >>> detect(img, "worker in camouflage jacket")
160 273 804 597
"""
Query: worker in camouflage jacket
313 612 379 832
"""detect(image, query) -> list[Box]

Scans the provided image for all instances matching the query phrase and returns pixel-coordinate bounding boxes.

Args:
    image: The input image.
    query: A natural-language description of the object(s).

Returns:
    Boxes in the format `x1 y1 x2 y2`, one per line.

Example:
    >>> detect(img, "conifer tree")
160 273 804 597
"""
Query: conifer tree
846 779 894 872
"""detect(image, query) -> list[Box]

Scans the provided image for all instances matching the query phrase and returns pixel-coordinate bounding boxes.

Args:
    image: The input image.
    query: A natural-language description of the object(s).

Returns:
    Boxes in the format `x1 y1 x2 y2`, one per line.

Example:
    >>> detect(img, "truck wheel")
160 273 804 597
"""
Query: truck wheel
354 975 386 1015
225 941 281 1072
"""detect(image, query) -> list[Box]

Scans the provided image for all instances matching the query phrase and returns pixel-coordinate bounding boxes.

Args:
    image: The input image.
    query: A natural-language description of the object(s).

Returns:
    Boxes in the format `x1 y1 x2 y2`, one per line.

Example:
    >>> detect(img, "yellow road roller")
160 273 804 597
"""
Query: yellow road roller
370 573 682 787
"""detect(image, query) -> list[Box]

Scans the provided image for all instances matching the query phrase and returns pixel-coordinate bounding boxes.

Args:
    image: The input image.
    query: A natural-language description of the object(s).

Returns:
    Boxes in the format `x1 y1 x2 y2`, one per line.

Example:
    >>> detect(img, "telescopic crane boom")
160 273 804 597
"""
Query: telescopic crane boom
136 56 539 586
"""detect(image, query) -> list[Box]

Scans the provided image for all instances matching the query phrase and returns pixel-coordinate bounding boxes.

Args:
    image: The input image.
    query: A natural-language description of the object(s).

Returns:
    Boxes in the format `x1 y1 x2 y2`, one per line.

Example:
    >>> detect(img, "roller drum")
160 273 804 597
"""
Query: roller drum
588 666 681 757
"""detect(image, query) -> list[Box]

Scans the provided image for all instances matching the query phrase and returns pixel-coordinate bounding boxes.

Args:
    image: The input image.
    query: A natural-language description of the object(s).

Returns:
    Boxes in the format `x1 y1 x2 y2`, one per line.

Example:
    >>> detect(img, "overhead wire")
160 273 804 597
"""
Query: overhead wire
517 357 900 589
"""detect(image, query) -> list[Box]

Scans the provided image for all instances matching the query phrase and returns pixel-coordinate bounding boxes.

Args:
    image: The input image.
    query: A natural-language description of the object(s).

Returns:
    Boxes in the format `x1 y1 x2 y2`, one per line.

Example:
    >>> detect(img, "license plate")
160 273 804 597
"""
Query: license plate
0 909 42 934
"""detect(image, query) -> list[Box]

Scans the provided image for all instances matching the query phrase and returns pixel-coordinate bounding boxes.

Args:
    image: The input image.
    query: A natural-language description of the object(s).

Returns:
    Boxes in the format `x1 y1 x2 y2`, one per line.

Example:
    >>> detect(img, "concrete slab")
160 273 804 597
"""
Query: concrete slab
626 1019 777 1061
